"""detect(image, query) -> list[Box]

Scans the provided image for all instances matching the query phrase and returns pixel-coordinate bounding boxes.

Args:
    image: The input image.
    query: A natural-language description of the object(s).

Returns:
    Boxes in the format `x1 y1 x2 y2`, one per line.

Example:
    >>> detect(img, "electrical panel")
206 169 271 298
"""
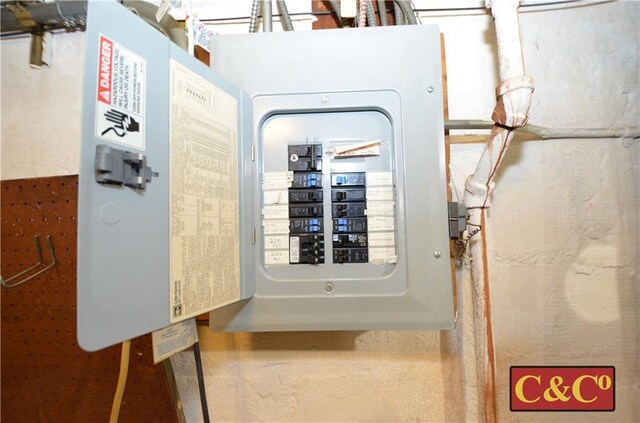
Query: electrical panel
77 0 454 351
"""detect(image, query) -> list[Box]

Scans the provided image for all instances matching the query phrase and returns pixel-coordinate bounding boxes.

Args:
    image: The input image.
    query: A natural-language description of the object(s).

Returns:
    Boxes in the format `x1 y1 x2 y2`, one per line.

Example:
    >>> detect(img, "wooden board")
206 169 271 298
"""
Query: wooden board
1 175 178 423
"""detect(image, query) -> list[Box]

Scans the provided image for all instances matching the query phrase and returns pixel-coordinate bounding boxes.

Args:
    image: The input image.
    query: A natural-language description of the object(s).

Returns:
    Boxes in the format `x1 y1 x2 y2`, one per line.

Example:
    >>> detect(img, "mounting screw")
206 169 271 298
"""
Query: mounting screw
433 251 442 259
324 282 334 293
621 138 634 148
427 86 434 93
321 95 329 104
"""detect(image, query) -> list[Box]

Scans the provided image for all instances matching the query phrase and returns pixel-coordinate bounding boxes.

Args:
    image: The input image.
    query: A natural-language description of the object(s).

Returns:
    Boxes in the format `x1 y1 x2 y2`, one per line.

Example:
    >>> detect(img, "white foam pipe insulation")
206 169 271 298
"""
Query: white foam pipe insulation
462 0 534 421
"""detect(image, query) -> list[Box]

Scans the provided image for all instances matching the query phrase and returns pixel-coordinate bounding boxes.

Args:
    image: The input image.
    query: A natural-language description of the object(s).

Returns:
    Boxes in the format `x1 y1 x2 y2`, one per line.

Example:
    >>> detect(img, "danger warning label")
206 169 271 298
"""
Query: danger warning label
95 35 146 150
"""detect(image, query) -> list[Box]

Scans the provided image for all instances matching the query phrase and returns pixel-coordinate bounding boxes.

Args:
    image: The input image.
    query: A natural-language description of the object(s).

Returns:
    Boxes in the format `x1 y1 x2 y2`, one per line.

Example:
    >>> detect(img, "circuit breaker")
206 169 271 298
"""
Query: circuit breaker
77 1 454 351
262 111 398 271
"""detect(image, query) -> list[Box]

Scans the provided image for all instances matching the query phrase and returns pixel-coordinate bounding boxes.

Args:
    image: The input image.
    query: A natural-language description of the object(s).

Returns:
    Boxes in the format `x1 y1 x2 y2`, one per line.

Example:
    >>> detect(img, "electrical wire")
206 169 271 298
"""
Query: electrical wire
394 1 417 24
393 1 405 25
276 0 294 31
263 0 273 32
179 1 603 24
248 0 260 32
377 0 388 25
364 0 377 26
358 0 367 27
193 341 210 423
109 340 131 423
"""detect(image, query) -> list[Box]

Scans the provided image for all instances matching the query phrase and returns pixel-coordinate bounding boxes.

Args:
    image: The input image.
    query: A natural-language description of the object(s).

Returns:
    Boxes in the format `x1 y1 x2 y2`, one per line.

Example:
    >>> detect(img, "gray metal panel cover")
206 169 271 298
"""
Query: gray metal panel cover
78 0 253 351
210 26 454 331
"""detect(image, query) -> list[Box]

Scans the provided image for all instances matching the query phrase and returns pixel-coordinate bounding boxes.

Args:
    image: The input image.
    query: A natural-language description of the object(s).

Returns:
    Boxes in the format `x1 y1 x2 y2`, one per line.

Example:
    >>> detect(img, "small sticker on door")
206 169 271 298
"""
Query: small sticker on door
95 34 146 150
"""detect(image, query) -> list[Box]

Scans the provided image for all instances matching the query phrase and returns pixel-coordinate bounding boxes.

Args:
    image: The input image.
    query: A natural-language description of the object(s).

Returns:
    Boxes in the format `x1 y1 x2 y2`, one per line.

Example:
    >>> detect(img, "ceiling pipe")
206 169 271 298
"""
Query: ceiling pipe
1 0 87 33
461 0 534 422
263 0 273 32
1 1 187 51
445 119 640 139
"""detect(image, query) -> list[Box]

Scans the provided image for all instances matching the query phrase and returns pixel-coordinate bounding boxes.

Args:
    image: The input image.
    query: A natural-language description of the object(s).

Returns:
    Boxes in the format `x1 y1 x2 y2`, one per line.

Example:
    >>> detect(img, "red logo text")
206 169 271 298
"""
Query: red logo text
510 366 614 411
97 35 113 104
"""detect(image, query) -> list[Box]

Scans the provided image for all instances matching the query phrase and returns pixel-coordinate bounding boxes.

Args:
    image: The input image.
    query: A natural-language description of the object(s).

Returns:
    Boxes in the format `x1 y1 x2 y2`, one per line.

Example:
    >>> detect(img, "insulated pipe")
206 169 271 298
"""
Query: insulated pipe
263 0 273 32
462 1 534 422
249 0 260 32
123 1 187 50
378 0 389 26
276 0 294 31
394 0 417 24
445 120 640 139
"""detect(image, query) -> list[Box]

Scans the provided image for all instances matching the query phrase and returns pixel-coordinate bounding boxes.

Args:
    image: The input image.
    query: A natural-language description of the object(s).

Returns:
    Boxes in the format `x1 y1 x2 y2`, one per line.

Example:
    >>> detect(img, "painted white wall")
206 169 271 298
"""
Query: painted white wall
1 32 85 180
1 1 637 422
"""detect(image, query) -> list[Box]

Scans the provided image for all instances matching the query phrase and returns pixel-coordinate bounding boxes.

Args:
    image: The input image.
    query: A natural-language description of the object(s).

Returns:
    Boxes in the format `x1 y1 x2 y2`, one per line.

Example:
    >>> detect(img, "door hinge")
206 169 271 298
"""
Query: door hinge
95 144 159 191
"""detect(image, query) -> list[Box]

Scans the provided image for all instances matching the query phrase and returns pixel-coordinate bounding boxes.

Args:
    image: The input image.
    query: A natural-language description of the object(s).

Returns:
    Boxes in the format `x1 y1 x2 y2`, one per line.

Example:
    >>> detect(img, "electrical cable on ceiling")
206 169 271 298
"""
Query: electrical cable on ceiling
365 0 378 26
193 341 210 423
276 0 294 31
377 0 388 25
174 1 601 25
109 340 131 423
358 0 367 27
394 1 417 24
248 0 261 32
394 1 405 24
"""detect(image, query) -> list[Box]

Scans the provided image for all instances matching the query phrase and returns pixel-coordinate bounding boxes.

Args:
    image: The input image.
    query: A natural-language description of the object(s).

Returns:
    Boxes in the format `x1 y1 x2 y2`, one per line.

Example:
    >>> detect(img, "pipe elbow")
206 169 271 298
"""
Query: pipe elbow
463 177 494 209
491 75 535 128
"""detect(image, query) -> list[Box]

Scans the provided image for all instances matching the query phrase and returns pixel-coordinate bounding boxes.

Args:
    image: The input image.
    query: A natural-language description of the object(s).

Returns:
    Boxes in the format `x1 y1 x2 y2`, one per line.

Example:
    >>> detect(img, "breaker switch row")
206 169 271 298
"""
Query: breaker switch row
331 172 366 187
290 234 325 264
288 143 325 265
330 172 368 264
332 202 366 218
332 188 366 202
333 248 368 264
289 144 322 172
292 172 322 188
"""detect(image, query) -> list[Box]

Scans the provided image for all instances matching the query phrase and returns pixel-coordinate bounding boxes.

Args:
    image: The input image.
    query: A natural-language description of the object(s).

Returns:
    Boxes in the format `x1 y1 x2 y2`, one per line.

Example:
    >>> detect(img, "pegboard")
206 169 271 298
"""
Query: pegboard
1 175 178 423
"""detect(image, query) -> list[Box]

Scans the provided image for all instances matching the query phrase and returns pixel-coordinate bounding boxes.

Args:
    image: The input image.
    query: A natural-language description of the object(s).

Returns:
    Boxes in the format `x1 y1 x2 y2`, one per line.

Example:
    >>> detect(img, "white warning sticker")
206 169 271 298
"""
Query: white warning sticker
95 34 146 150
289 236 300 263
151 318 198 364
265 250 289 265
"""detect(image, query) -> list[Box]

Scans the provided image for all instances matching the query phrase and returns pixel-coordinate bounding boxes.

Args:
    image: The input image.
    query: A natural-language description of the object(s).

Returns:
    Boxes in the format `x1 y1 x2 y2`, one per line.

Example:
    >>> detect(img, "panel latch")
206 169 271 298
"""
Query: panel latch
95 144 159 190
448 202 467 239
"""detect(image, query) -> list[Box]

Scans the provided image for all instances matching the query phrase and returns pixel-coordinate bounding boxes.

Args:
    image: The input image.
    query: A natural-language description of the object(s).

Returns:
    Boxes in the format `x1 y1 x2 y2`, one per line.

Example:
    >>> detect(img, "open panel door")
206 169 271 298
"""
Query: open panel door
78 0 254 351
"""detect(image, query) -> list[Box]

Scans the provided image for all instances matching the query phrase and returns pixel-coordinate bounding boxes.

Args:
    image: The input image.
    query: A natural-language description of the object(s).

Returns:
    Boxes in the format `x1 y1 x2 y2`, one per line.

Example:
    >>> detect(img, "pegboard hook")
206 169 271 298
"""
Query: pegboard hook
1 234 57 289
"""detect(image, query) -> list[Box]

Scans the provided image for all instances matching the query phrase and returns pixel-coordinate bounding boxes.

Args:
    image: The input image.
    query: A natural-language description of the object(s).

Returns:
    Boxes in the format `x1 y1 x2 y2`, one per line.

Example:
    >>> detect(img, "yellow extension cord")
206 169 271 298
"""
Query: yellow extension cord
109 339 131 423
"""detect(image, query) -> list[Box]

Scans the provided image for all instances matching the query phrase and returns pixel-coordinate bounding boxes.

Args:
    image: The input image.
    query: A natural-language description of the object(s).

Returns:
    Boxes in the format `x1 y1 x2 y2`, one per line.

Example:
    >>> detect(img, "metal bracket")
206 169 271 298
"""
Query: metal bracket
1 234 57 289
95 144 158 190
6 4 38 29
448 202 467 239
